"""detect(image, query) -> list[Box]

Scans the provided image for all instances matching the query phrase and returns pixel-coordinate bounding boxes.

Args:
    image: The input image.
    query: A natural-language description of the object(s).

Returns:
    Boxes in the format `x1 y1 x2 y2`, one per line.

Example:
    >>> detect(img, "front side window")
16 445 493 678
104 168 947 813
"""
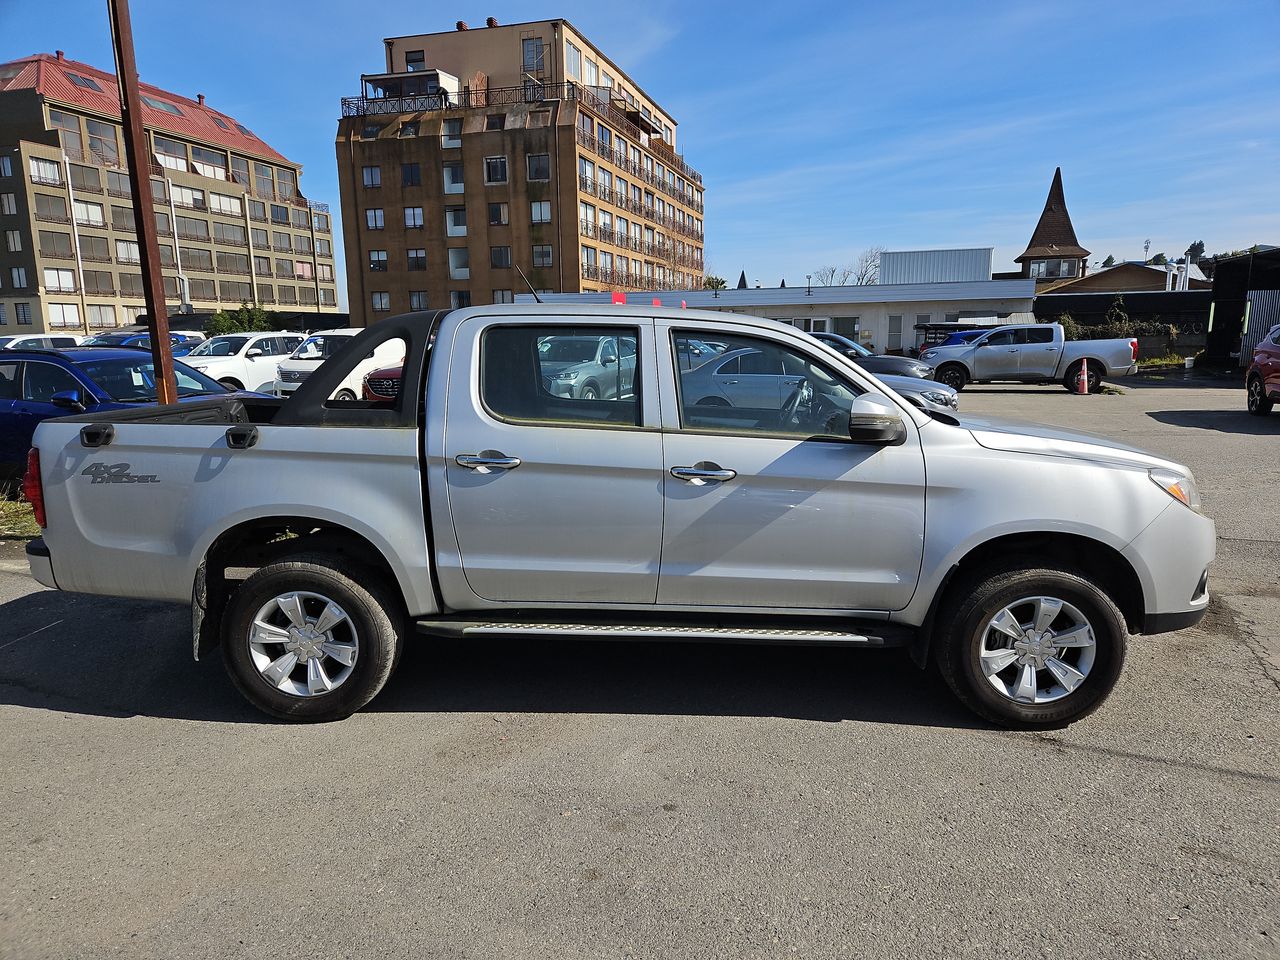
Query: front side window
672 332 862 441
481 325 641 427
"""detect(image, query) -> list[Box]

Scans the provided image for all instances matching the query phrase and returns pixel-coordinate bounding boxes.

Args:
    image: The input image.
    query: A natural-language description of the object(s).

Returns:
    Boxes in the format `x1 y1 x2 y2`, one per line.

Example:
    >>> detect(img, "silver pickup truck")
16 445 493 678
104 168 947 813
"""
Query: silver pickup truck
22 306 1213 728
919 323 1139 391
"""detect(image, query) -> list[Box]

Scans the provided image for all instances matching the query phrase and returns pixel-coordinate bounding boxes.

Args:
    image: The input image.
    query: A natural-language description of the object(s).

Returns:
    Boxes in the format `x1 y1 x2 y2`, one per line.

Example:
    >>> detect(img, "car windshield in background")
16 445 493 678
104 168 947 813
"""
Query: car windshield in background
0 337 15 349
73 357 226 401
83 333 134 346
188 336 249 358
539 338 599 363
292 335 350 360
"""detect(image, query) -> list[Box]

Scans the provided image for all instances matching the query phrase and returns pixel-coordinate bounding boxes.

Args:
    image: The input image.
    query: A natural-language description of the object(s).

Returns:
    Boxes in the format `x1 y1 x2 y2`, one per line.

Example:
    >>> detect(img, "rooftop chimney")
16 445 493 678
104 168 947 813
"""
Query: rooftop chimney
55 50 64 61
455 20 469 30
486 16 499 27
197 93 205 105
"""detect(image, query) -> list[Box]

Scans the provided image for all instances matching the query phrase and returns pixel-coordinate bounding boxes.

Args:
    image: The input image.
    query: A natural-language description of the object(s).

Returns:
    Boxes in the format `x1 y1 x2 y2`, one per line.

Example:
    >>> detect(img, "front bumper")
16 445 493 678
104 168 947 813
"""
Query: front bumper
1122 502 1215 635
26 538 57 589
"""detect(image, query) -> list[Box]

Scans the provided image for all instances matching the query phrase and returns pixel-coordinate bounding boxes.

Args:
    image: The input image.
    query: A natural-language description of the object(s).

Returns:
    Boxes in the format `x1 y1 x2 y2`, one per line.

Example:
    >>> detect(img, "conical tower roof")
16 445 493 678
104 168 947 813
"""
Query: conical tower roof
736 270 748 289
1016 168 1090 262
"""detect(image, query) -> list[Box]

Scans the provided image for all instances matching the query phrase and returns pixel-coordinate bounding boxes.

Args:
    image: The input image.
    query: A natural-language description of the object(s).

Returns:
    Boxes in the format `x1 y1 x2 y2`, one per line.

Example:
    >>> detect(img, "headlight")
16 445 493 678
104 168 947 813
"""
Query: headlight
921 391 950 406
921 350 938 360
552 371 579 381
1149 468 1202 513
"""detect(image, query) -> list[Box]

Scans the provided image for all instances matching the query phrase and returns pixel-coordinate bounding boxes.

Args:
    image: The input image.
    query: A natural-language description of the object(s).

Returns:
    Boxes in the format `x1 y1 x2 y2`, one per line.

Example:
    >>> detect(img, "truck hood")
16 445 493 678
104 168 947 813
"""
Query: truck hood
960 414 1187 472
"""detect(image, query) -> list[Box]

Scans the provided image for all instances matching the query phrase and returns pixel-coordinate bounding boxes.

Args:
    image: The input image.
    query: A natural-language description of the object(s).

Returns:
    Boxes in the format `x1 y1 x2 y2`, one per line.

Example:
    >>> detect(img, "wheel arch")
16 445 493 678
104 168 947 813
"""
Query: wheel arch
193 515 408 660
911 530 1145 667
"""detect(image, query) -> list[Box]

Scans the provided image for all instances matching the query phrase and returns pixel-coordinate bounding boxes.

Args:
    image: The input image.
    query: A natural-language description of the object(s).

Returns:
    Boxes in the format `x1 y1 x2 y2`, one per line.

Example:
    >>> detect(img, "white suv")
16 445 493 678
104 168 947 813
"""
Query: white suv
274 329 402 399
0 333 84 350
183 333 303 393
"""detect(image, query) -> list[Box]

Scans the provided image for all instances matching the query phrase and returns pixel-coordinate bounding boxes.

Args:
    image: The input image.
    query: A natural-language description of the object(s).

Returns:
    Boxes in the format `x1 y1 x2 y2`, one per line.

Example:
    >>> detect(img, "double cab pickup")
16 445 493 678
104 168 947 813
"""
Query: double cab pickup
23 307 1213 727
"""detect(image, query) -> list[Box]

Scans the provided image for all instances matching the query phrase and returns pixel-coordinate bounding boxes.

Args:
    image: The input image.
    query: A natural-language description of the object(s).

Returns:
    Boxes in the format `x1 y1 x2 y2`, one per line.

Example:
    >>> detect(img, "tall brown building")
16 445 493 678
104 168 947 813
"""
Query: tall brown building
0 52 338 335
337 18 706 325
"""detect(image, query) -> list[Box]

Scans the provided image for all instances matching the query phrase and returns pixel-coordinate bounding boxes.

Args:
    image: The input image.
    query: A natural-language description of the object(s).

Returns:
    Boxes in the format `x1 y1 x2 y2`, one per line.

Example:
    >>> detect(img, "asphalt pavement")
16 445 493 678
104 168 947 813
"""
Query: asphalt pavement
1 375 1276 960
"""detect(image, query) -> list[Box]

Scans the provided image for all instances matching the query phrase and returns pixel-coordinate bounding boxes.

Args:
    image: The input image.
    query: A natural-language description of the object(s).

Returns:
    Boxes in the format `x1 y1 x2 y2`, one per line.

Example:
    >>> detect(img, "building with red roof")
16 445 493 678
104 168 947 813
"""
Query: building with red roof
0 52 338 334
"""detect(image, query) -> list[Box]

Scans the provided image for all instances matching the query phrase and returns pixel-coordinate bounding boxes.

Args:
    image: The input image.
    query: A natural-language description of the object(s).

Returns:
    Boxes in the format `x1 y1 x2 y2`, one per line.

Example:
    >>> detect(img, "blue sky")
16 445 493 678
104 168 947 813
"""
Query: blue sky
3 0 1278 303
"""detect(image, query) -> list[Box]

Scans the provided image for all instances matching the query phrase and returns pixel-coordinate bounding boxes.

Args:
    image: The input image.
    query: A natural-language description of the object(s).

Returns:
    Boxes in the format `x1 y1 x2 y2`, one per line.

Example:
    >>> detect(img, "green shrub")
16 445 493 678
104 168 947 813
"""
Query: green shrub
206 303 279 335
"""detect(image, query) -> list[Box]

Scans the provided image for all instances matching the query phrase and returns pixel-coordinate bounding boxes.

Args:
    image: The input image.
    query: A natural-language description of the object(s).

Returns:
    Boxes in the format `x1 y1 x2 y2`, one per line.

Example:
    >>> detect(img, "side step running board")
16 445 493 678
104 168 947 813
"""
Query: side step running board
415 620 900 646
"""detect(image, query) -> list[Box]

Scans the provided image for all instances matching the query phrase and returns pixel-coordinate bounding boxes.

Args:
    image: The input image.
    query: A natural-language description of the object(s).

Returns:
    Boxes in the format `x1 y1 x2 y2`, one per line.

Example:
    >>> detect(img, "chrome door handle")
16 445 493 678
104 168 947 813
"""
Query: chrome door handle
1008 349 1019 353
723 379 739 384
671 465 737 483
455 452 522 470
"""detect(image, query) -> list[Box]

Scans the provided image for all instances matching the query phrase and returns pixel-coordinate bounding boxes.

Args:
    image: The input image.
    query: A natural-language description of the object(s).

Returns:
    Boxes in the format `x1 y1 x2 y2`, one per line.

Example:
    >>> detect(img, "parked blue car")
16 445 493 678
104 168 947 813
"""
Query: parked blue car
0 348 254 484
81 330 203 350
938 329 990 347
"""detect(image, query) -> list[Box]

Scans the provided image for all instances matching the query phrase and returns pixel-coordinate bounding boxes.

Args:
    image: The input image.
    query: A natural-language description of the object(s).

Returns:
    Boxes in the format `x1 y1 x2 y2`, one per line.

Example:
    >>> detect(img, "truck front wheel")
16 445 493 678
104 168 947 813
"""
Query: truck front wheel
935 364 968 391
221 554 404 721
934 562 1127 729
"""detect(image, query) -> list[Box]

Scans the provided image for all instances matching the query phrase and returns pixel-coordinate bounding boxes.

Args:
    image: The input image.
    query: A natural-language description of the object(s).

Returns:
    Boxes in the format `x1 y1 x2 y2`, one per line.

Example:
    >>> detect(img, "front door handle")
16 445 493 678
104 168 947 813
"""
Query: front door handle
455 451 522 471
671 463 737 483
1008 349 1020 353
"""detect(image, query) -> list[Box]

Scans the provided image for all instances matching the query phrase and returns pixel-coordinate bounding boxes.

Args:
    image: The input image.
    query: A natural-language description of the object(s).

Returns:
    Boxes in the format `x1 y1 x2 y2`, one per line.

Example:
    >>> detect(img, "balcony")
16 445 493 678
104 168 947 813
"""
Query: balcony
35 211 71 224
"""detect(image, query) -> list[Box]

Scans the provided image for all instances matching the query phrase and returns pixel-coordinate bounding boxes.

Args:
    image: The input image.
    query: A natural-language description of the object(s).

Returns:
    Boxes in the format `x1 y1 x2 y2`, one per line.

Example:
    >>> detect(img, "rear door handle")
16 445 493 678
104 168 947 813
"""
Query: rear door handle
671 463 736 483
455 451 522 471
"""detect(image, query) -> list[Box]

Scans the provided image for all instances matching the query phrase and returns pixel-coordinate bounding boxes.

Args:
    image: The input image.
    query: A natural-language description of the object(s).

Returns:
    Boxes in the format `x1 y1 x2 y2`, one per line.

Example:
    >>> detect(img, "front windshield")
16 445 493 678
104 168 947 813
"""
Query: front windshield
188 336 249 358
291 334 350 360
74 357 227 402
539 338 599 363
83 333 130 346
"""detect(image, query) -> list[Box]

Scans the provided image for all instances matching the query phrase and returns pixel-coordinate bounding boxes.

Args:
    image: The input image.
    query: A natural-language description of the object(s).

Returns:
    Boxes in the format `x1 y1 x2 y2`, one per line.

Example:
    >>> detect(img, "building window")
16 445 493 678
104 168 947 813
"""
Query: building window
410 291 429 310
532 244 553 267
442 119 462 149
176 215 209 241
522 38 543 72
888 316 903 351
404 206 424 229
29 158 62 185
296 261 315 281
318 263 334 281
405 50 425 71
531 200 551 224
492 289 514 304
273 232 292 253
527 153 550 182
0 156 11 177
408 248 426 271
47 303 82 328
371 292 390 312
365 208 384 230
209 192 242 216
488 202 509 226
448 248 470 280
171 185 206 210
5 229 20 252
565 41 582 79
486 114 506 131
368 250 388 272
72 200 105 226
581 246 597 267
445 206 466 237
16 302 32 324
362 165 381 188
585 59 598 87
87 304 116 328
44 267 77 292
443 163 464 194
399 121 419 138
361 123 383 140
490 246 512 269
0 193 15 215
276 258 294 278
450 290 471 309
484 156 508 185
86 119 120 165
270 204 290 225
152 136 186 172
190 144 226 179
402 162 421 186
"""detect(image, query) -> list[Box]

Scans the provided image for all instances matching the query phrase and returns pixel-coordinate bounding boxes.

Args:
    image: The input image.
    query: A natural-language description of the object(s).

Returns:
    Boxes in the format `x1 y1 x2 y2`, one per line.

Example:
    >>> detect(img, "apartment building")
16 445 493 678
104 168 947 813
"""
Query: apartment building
337 17 705 325
0 52 338 335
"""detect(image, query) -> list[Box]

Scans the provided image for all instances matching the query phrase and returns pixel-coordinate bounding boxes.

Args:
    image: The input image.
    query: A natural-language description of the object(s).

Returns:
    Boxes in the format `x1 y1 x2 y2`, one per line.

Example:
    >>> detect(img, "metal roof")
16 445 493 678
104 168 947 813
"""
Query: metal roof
0 53 293 166
520 280 1036 309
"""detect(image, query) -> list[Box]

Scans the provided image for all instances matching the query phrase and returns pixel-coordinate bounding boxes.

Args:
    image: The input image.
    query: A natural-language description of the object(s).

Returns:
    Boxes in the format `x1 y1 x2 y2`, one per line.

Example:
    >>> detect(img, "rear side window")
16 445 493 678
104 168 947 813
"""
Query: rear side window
1025 327 1055 344
0 362 18 400
481 325 641 428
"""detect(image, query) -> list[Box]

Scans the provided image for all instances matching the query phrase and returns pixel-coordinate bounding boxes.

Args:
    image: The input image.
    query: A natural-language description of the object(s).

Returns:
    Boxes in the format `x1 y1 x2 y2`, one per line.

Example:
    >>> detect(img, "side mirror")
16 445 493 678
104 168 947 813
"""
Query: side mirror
246 348 264 358
601 355 617 366
847 395 906 445
51 389 86 413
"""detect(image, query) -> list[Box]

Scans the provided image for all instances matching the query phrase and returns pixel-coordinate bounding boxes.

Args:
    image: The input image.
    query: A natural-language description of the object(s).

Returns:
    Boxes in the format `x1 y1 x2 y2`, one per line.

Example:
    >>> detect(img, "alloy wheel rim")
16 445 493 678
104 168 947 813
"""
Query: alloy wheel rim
247 591 359 698
1249 380 1261 409
978 596 1097 704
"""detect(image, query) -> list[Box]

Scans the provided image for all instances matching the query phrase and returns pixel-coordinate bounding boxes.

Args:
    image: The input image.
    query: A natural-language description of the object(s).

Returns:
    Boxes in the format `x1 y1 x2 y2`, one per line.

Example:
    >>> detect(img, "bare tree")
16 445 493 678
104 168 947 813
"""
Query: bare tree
812 264 853 286
853 246 883 285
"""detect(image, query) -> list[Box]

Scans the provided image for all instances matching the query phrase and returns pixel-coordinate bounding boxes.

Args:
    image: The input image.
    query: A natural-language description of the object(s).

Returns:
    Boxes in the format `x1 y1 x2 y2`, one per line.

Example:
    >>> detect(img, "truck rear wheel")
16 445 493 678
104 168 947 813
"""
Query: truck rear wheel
221 553 403 721
1062 361 1102 393
934 562 1127 729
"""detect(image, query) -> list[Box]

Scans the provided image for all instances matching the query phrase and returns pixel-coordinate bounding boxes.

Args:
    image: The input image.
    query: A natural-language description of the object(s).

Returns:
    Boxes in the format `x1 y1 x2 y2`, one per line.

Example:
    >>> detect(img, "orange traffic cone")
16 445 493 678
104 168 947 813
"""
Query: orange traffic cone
1076 358 1090 395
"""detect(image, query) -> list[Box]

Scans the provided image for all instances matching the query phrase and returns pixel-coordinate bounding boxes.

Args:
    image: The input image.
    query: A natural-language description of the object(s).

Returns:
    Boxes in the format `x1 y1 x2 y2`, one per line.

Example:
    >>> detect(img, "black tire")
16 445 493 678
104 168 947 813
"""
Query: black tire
578 382 599 401
221 553 404 721
333 388 357 401
218 378 243 391
936 364 968 391
1247 375 1274 416
1063 361 1102 394
934 562 1127 729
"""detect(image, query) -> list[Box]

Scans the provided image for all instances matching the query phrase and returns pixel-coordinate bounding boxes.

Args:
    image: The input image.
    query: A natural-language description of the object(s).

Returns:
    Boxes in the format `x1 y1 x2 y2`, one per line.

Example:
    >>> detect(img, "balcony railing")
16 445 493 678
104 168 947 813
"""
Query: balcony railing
341 80 703 186
35 211 71 224
574 127 704 212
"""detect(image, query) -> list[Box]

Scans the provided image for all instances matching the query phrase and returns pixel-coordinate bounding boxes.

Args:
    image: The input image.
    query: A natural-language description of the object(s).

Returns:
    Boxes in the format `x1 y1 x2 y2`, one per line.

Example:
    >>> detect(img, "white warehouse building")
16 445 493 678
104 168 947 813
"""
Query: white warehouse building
524 277 1035 354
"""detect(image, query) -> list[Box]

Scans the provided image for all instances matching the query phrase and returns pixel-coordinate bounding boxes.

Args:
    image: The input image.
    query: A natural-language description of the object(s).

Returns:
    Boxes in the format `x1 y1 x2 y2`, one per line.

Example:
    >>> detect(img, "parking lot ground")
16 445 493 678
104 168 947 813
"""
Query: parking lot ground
1 378 1277 960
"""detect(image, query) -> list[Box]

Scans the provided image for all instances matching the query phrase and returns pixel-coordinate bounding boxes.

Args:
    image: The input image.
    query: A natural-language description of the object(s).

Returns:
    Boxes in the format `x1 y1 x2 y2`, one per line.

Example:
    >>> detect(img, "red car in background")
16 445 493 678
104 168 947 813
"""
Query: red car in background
1247 323 1280 416
362 363 402 402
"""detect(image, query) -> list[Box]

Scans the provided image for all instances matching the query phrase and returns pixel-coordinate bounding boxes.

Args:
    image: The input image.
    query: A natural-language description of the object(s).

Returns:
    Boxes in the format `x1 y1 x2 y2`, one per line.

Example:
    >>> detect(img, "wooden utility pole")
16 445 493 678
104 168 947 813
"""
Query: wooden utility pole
106 0 177 403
